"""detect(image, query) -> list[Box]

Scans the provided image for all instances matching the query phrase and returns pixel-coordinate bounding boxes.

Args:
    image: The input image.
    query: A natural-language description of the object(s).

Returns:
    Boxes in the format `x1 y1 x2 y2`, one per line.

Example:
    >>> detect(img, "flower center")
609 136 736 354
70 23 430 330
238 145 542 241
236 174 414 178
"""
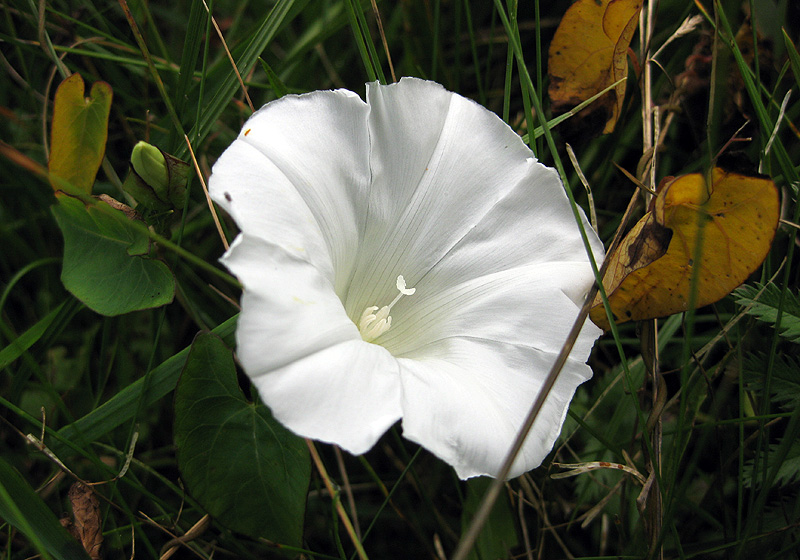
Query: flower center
358 275 416 342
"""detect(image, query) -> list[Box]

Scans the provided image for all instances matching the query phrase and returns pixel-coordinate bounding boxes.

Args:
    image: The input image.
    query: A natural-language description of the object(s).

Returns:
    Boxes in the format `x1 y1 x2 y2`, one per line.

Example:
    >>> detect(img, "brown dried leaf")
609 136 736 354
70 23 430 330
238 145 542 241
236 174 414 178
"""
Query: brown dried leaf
97 194 138 221
65 482 103 560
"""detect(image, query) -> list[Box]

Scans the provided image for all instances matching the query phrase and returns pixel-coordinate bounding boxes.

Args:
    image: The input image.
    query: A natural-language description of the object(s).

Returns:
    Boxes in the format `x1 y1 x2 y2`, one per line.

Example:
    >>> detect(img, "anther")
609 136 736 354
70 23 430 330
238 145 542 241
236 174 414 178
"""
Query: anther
358 275 416 342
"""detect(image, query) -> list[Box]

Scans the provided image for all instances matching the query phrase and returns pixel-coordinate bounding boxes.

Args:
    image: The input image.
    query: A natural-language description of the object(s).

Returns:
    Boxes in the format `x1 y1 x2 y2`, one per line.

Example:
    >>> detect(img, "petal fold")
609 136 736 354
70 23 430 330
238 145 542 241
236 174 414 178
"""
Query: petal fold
224 235 358 373
346 78 583 320
399 337 590 479
210 89 370 296
382 262 602 358
224 235 403 454
260 339 402 455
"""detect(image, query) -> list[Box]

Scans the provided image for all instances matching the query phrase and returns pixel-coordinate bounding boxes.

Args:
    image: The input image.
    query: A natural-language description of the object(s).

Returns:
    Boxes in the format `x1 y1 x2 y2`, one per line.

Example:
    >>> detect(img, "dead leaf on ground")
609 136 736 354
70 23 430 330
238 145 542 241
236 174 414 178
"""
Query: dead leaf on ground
60 482 103 560
590 168 779 330
548 0 643 135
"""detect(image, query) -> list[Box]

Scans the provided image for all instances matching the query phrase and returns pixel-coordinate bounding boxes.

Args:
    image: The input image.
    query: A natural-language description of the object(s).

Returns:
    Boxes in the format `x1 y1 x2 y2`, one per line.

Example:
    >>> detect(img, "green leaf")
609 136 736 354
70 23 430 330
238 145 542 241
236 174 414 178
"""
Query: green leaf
174 332 310 545
180 0 308 160
51 196 175 316
53 316 237 456
744 353 800 410
0 457 89 560
48 73 112 195
735 283 800 343
0 301 66 370
460 478 519 560
745 440 800 488
258 57 289 98
783 28 800 92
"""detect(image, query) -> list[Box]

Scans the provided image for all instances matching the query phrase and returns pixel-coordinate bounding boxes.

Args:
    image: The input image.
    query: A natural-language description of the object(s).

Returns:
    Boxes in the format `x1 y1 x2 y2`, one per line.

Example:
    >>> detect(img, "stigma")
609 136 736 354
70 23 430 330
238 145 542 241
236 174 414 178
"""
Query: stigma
358 275 416 342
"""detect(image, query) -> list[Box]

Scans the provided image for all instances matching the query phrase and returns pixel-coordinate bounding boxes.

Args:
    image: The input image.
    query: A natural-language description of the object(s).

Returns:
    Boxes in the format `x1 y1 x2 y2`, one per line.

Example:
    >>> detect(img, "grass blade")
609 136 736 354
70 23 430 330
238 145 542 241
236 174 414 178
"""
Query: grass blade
0 457 89 560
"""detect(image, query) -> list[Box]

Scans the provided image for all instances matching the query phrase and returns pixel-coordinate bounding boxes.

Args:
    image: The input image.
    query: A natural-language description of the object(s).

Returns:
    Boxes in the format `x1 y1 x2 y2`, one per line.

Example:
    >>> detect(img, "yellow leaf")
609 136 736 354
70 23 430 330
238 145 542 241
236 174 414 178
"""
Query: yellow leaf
48 73 113 195
548 0 643 134
590 168 779 330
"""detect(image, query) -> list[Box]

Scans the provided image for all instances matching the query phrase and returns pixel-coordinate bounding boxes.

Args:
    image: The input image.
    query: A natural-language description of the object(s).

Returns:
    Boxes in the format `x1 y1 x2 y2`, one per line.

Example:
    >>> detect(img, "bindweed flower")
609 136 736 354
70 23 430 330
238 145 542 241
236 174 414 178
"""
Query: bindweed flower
209 78 604 479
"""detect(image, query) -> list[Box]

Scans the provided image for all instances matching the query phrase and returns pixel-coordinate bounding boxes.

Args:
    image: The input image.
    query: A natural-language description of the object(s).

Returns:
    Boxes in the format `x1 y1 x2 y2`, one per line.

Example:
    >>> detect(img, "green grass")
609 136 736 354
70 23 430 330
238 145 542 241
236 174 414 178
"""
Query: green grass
2 0 800 558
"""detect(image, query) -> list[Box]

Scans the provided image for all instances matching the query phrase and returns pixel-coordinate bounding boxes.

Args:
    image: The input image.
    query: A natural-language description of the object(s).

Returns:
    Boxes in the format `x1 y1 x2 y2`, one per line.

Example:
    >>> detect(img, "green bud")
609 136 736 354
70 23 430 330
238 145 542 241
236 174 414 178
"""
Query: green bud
123 141 190 211
131 141 169 193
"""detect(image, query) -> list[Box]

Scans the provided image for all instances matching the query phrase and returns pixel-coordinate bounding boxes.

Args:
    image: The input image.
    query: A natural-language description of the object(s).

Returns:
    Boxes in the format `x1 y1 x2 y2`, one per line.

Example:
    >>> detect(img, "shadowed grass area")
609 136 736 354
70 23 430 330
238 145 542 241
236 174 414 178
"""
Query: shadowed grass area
1 1 799 558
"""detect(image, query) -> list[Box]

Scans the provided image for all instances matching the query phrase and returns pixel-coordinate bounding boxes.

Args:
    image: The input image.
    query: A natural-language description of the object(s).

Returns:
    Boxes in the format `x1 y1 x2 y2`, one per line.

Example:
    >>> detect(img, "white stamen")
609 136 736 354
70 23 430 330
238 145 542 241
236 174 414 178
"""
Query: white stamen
358 275 416 342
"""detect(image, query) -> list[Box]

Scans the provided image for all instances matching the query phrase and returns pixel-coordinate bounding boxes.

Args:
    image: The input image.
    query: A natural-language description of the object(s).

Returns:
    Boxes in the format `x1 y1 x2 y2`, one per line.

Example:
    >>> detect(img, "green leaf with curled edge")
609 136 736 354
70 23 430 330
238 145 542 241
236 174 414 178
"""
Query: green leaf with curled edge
52 196 175 316
174 332 310 546
48 73 112 195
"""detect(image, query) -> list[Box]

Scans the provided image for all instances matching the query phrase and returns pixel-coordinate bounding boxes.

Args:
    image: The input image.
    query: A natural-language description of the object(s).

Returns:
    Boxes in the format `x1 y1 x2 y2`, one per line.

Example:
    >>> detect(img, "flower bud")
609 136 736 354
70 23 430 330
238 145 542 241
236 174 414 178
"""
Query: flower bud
131 141 169 190
123 141 190 211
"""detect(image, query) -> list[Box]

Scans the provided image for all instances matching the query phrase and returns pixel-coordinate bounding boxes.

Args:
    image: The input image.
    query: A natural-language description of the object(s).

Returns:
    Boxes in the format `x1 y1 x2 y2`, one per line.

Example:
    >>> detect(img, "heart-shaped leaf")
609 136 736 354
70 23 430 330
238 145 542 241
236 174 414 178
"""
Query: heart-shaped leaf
174 332 310 546
48 73 112 195
52 196 175 316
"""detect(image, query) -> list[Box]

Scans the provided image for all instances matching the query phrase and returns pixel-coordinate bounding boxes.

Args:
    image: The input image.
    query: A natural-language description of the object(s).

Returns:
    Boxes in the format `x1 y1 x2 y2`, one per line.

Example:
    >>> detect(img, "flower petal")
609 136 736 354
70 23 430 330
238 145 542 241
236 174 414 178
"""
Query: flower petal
345 78 567 319
399 337 590 479
417 165 603 283
209 89 370 297
258 338 402 454
224 235 402 453
223 235 357 372
381 262 602 358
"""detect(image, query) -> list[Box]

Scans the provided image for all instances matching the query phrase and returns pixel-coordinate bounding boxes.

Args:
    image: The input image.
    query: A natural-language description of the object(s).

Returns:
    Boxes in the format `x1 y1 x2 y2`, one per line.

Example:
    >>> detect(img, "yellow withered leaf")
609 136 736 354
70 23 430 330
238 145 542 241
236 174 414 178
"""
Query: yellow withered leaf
590 168 779 330
48 73 112 195
548 0 643 134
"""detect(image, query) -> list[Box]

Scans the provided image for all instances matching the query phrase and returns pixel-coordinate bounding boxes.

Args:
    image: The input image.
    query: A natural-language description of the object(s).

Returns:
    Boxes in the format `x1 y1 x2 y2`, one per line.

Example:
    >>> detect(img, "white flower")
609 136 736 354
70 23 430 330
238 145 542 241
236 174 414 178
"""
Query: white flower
209 77 604 479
